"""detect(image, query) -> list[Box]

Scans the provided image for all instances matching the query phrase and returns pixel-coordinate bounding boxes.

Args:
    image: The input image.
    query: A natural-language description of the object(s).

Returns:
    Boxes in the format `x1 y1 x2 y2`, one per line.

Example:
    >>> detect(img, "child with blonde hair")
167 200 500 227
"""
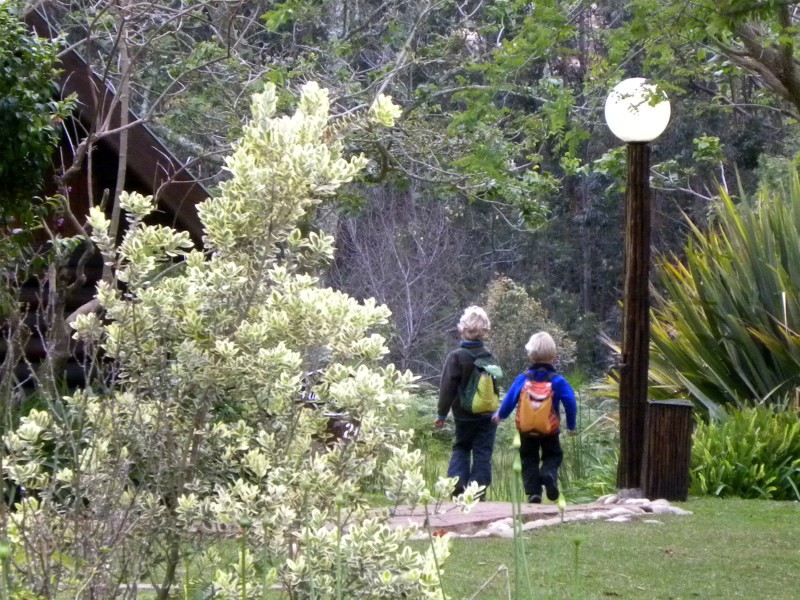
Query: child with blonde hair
492 331 577 503
435 306 499 498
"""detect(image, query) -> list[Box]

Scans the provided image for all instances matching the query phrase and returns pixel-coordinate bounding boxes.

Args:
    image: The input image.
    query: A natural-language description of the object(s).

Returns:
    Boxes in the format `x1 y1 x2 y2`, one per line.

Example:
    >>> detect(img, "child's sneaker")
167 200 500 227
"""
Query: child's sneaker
528 494 542 504
542 473 559 501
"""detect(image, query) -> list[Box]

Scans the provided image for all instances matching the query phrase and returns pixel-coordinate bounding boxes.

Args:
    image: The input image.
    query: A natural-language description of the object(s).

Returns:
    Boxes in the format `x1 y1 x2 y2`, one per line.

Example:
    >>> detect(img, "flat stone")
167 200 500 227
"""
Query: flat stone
597 494 617 504
606 515 632 523
468 530 493 538
522 517 561 530
668 507 693 516
384 497 690 536
649 504 675 515
622 497 650 506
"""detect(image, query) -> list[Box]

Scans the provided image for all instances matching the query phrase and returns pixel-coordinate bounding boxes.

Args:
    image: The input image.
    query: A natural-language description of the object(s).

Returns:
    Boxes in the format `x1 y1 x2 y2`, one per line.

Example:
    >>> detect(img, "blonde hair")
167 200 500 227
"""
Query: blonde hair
525 331 557 363
457 306 491 341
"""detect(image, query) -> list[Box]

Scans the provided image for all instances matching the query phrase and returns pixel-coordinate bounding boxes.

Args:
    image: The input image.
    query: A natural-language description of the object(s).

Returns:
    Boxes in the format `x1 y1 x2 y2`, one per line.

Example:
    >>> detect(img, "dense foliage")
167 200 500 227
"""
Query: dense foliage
28 0 800 379
651 177 800 416
0 2 71 215
0 4 65 205
691 406 800 500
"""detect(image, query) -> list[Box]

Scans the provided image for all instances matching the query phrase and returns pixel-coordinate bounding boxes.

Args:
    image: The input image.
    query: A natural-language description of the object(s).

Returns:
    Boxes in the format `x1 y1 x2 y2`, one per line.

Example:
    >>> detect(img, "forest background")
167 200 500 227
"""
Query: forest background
7 0 800 386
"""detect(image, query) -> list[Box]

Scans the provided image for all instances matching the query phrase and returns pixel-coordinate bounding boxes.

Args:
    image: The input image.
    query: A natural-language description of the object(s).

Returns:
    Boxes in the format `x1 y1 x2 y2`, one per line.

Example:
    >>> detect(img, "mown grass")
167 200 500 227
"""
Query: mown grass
154 498 797 599
436 497 800 599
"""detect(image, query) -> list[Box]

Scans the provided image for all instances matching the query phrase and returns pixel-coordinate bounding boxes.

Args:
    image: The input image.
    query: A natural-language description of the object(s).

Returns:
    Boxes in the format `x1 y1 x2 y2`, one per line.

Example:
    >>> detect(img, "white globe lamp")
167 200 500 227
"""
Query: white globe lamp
604 78 670 143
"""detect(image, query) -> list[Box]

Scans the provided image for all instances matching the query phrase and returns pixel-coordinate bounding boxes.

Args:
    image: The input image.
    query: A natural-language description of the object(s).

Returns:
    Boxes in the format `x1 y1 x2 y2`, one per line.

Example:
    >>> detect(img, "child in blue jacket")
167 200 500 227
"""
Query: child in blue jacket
492 332 577 503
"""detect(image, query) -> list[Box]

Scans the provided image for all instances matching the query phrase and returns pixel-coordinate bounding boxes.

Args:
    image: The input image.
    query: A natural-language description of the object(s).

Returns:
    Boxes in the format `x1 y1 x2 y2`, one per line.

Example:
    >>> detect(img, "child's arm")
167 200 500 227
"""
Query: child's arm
435 351 460 427
494 373 526 422
554 377 578 431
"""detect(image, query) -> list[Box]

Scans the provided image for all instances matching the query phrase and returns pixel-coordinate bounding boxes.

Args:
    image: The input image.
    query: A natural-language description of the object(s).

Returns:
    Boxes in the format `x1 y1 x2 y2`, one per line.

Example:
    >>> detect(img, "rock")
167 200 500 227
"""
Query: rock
486 519 514 538
648 504 675 515
489 525 515 539
643 519 664 525
487 517 514 530
522 517 561 530
667 507 693 516
606 515 632 523
650 499 671 506
622 498 650 506
605 507 635 517
571 511 604 522
601 494 619 505
469 530 493 538
608 505 646 515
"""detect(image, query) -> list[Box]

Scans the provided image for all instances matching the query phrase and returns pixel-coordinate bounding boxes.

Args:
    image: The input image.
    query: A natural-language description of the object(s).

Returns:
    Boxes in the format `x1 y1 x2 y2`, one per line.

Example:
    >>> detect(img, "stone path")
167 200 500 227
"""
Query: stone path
387 495 693 539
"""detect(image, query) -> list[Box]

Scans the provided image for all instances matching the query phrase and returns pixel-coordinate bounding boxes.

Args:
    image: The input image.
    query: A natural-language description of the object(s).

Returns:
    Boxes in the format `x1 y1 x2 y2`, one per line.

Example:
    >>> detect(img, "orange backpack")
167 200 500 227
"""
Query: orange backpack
515 372 560 436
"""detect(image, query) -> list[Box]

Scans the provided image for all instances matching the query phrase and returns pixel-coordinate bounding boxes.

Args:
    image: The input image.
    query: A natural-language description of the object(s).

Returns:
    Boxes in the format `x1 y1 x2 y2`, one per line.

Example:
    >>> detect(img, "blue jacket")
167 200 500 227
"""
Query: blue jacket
496 363 577 432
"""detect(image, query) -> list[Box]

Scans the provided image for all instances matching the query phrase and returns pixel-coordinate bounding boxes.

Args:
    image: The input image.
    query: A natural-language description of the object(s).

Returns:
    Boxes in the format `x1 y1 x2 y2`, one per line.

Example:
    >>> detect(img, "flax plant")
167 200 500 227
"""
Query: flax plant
651 175 800 416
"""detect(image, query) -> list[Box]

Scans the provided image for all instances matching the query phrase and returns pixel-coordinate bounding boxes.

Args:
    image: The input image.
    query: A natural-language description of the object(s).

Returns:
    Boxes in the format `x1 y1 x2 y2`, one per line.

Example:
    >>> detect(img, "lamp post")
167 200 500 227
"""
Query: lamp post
604 78 671 490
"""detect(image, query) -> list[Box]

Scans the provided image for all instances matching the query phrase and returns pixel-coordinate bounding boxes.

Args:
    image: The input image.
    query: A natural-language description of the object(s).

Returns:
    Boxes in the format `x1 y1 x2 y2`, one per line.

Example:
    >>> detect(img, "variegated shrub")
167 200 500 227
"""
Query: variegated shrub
3 83 470 600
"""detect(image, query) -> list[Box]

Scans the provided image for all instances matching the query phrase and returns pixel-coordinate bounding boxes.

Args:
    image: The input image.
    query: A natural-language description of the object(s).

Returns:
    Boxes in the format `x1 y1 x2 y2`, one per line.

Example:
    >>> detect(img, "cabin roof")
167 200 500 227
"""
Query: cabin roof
25 9 209 244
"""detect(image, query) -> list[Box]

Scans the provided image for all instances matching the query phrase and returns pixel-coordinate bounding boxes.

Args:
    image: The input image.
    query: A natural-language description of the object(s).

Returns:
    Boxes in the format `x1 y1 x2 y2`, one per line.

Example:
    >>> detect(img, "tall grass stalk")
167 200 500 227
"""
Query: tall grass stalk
335 504 343 600
489 451 515 501
423 505 447 596
572 538 582 599
239 524 248 600
183 554 190 600
465 566 510 600
510 455 533 599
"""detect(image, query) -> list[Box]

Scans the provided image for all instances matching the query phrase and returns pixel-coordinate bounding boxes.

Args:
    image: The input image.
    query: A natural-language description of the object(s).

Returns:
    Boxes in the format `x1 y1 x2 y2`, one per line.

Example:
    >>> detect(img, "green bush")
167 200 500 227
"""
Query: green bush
0 1 72 206
691 406 800 500
486 276 576 378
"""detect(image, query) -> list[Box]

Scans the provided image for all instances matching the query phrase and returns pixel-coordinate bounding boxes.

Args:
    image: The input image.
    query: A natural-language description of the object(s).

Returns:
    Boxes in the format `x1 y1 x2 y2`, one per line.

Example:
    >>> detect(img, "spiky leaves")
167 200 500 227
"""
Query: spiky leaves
652 175 800 416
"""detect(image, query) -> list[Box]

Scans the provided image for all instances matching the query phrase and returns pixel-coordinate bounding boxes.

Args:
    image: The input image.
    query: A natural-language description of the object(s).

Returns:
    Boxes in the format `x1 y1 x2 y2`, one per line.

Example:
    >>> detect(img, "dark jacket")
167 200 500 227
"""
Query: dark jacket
437 341 494 420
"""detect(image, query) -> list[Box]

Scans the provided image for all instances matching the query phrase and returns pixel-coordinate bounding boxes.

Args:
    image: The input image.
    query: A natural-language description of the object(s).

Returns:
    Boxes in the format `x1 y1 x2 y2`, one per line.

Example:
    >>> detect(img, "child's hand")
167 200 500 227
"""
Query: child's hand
566 429 578 436
491 414 502 425
434 418 446 430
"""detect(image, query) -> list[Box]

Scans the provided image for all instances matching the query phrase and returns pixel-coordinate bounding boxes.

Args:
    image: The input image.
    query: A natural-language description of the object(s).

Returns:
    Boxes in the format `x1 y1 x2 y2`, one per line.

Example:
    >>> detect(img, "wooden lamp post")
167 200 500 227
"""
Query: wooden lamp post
604 78 671 490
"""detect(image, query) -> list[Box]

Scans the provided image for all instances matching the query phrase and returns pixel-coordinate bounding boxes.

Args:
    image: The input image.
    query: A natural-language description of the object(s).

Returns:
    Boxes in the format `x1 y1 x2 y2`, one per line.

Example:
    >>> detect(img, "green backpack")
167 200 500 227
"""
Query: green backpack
460 349 503 414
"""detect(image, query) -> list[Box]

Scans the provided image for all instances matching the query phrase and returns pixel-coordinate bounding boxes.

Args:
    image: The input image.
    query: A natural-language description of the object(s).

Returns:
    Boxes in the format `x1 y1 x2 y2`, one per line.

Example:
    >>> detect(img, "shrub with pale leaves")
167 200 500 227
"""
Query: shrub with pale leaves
3 83 466 599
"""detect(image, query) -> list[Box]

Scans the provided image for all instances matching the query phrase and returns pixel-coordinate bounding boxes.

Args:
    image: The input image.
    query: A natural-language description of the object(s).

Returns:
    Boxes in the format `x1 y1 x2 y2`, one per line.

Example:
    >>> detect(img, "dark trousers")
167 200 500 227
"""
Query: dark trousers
519 434 563 496
447 416 497 493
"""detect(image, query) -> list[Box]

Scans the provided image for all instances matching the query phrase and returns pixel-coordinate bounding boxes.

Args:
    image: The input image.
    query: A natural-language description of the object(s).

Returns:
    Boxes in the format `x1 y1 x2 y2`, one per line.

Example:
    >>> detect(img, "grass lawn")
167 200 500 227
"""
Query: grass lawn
436 497 800 599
